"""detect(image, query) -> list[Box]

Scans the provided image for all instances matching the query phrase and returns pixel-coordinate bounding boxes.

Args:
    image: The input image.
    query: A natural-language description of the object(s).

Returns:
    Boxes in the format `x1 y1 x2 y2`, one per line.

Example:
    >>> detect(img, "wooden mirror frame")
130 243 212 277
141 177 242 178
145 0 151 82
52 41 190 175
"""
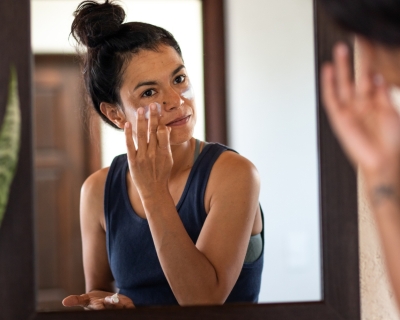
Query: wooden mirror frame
0 0 360 319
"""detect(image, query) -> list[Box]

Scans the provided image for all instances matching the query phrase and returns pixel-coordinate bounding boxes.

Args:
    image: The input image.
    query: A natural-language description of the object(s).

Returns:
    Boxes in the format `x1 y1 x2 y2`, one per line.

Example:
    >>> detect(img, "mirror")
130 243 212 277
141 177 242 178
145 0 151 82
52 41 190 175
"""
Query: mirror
0 0 360 319
31 0 320 309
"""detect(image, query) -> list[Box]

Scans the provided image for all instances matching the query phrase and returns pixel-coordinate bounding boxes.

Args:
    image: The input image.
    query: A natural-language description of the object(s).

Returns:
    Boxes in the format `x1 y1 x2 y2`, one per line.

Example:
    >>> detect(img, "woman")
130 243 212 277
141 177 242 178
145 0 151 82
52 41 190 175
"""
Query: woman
62 0 263 309
320 0 400 308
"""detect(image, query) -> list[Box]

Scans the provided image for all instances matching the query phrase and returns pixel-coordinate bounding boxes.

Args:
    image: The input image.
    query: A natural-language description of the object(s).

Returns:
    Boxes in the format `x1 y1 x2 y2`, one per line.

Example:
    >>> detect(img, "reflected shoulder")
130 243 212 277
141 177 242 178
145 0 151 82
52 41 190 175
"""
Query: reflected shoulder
207 151 261 199
80 167 110 230
81 167 110 199
214 151 260 183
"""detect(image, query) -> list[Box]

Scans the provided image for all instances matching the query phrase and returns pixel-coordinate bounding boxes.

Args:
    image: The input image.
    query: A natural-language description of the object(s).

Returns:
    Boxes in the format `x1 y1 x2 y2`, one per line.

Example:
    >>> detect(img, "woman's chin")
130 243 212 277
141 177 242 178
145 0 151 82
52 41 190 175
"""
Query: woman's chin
168 124 195 146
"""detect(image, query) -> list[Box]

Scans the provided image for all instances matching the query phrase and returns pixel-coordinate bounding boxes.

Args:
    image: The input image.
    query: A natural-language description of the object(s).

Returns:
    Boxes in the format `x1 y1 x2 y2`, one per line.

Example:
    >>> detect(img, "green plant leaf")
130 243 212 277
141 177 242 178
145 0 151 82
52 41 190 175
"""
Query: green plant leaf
0 66 21 229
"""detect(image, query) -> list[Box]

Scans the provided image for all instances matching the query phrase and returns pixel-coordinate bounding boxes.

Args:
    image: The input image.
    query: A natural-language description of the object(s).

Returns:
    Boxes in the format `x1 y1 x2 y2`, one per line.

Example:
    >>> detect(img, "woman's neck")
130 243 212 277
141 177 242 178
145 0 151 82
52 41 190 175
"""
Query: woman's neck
169 138 195 179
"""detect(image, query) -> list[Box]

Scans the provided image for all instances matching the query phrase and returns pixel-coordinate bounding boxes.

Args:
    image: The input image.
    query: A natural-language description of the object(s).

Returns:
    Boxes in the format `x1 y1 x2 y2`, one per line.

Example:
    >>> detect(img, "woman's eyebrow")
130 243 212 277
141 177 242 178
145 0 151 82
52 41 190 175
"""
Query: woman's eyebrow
171 64 185 76
133 65 185 92
133 80 158 92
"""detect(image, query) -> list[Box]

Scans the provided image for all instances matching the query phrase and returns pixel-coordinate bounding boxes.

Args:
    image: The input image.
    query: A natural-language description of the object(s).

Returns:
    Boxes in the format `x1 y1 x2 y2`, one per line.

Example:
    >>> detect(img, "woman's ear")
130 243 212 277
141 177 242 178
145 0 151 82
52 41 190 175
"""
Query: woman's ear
100 102 126 129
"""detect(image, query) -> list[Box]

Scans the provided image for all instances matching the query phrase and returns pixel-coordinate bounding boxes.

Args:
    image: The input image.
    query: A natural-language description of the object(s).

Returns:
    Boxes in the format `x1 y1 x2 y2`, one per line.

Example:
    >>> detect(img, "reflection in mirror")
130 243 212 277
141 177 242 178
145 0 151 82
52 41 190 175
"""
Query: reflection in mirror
31 0 320 312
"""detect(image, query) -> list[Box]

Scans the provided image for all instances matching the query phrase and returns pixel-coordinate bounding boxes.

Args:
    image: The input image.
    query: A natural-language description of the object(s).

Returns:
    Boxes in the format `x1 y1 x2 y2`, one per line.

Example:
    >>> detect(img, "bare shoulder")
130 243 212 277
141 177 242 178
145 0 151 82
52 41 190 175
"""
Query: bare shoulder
80 167 110 230
210 150 260 185
205 150 260 212
81 167 110 199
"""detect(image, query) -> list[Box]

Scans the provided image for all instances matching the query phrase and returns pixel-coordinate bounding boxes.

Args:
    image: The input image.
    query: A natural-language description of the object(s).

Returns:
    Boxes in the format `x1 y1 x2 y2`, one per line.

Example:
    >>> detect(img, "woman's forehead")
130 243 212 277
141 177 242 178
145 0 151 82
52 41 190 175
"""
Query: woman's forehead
124 45 184 82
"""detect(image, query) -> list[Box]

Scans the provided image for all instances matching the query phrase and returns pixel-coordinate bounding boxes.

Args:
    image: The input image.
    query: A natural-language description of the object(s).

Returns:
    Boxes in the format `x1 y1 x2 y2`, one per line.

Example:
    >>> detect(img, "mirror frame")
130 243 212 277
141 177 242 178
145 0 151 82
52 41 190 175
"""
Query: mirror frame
0 0 360 319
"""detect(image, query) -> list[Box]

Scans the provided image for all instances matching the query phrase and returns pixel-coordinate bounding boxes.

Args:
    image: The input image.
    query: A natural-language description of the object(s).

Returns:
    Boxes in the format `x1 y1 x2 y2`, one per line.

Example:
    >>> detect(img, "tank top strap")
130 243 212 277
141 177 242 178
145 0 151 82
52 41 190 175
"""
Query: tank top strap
176 143 236 217
193 139 201 164
104 154 130 267
104 153 128 224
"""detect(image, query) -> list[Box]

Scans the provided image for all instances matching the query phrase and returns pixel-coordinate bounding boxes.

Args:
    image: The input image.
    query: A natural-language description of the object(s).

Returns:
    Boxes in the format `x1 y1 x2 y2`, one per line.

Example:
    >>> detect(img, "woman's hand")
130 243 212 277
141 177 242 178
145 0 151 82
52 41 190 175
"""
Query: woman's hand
321 43 400 188
62 291 135 310
323 42 400 309
124 103 173 200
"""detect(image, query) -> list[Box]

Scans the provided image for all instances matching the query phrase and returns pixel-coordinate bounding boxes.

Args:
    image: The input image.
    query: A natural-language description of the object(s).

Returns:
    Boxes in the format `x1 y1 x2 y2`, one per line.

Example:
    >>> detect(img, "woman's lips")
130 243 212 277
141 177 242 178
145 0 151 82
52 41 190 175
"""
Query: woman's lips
166 115 191 126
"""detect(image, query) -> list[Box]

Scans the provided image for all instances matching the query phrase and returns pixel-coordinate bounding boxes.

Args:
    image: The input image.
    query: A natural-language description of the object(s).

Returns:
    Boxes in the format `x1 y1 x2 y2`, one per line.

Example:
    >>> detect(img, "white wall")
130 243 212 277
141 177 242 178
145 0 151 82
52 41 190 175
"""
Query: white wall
31 0 204 167
225 0 321 302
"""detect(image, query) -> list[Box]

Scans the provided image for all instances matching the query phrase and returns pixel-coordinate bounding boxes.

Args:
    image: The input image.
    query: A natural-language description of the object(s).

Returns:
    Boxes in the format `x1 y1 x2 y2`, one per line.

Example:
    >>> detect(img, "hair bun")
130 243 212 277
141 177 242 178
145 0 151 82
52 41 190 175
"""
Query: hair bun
71 0 125 48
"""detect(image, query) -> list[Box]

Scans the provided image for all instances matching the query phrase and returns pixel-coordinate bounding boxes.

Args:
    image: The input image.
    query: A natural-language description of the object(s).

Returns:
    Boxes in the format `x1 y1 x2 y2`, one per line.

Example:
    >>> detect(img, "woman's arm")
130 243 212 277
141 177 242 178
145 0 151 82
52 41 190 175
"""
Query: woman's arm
147 153 259 306
321 42 400 307
80 169 114 293
124 108 260 306
63 169 135 310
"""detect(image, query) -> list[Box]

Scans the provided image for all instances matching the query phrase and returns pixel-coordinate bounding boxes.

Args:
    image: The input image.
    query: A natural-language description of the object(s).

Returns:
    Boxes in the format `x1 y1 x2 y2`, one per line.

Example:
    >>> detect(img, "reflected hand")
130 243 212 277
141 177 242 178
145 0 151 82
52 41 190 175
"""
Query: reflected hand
62 291 135 310
321 43 400 186
124 103 173 201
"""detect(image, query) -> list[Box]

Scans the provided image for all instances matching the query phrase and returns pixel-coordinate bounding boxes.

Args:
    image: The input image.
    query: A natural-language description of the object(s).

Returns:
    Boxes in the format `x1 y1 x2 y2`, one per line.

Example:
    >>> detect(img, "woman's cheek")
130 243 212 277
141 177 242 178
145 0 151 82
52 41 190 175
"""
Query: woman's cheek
180 83 195 101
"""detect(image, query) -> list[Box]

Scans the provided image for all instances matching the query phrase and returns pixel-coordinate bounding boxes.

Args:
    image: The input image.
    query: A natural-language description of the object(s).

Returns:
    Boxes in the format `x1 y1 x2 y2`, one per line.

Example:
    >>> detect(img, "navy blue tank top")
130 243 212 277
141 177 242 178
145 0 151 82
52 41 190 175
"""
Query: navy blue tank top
104 143 264 307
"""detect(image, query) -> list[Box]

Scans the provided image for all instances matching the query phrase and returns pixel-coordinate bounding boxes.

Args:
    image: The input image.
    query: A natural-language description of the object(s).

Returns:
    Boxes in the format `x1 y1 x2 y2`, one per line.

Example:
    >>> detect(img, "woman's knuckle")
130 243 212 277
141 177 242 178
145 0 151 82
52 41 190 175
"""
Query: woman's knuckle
149 127 157 134
137 131 146 139
136 156 145 164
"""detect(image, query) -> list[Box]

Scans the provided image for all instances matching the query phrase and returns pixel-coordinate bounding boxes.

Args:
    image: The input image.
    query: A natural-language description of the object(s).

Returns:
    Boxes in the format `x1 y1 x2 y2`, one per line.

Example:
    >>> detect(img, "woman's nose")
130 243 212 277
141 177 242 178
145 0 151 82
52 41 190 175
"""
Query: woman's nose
162 87 184 111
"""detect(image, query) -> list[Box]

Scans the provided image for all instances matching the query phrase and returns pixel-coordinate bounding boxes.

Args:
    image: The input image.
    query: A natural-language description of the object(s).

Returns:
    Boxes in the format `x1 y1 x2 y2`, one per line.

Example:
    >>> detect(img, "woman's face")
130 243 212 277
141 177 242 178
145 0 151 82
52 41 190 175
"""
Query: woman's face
118 45 196 145
373 45 400 87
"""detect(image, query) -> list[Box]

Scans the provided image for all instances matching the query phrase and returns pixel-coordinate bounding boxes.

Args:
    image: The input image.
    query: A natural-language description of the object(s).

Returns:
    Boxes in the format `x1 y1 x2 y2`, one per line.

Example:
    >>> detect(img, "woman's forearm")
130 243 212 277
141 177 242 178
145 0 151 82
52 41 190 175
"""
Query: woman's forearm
367 177 400 307
142 187 227 306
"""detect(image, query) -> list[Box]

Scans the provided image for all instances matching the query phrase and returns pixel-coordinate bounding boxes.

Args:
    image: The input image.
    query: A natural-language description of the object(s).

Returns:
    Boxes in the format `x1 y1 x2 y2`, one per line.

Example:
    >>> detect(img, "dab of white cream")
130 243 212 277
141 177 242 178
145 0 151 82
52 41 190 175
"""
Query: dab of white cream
135 102 162 119
181 84 195 100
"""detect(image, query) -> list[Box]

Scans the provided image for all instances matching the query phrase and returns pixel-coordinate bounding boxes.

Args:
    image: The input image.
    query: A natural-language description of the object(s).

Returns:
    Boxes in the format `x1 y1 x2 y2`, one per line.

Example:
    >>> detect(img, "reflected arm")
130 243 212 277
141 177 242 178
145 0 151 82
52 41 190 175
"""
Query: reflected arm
143 152 261 305
80 168 115 293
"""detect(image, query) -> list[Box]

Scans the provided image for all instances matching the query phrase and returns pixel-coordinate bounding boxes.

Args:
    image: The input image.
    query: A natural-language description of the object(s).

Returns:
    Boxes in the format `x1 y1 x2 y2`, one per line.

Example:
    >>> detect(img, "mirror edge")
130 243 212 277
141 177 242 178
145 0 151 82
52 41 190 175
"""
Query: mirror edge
315 0 360 319
0 0 36 319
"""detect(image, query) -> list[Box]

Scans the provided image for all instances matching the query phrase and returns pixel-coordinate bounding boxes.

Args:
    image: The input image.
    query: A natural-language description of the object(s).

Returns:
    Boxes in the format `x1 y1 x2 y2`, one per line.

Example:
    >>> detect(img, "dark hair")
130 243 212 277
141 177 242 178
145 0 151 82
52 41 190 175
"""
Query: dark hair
319 0 400 47
71 0 182 128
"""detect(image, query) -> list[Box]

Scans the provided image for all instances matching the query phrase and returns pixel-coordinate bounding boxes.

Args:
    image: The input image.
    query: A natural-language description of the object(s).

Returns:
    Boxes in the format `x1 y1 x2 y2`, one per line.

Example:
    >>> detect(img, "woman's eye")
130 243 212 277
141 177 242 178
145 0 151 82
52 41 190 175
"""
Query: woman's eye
142 89 156 97
174 75 186 84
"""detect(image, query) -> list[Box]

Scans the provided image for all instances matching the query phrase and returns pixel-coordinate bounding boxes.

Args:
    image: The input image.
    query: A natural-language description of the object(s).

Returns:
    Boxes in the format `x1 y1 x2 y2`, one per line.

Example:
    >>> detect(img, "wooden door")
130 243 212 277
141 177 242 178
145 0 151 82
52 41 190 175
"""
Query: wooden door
33 55 101 311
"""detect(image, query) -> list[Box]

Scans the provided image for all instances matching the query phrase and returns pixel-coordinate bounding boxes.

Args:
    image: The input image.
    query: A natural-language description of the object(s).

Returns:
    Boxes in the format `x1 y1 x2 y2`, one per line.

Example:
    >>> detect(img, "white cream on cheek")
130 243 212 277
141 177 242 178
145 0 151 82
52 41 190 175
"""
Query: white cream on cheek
181 84 195 100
